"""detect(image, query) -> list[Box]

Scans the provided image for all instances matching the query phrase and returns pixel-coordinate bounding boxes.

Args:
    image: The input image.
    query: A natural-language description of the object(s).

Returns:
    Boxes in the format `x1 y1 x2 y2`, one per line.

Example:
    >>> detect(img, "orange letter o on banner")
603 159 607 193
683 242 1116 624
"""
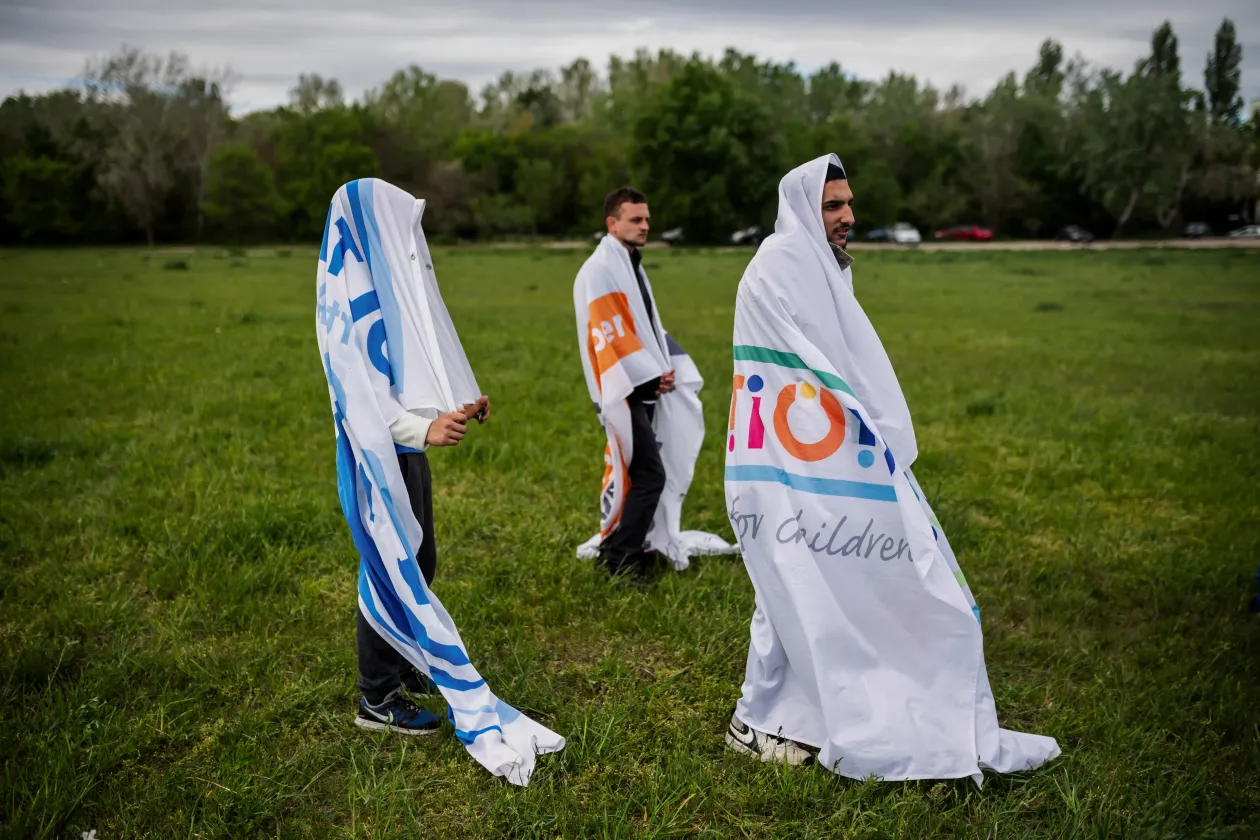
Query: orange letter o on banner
773 383 846 462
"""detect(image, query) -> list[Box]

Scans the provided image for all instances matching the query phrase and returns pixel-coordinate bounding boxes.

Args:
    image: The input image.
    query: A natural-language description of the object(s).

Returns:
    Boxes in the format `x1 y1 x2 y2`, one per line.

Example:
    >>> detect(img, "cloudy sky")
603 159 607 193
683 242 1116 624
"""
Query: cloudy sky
2 0 1257 112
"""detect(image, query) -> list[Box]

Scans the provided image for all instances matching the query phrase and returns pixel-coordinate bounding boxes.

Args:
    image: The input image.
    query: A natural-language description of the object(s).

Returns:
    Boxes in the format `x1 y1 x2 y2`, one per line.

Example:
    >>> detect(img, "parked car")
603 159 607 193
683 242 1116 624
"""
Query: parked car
659 227 684 245
888 222 921 245
1184 222 1212 238
731 225 769 246
592 231 606 242
1054 225 1095 243
1228 225 1260 239
865 227 892 243
934 224 994 241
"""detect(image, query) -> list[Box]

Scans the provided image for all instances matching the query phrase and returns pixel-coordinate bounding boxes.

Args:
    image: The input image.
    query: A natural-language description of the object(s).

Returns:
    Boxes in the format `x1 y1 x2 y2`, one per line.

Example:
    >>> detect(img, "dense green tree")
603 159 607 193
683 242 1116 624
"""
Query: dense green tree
0 24 1252 244
2 154 79 240
1205 19 1243 125
632 59 782 242
271 107 378 239
201 142 281 242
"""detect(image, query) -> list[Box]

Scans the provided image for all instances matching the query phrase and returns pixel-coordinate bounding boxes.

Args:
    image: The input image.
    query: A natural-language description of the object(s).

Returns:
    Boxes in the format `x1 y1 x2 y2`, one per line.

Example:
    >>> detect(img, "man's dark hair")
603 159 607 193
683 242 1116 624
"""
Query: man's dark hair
603 187 647 220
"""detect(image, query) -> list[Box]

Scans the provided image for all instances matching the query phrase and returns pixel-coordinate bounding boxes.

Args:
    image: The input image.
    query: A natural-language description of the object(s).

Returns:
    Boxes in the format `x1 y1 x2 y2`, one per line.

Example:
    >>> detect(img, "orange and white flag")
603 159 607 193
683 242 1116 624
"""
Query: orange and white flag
573 235 735 569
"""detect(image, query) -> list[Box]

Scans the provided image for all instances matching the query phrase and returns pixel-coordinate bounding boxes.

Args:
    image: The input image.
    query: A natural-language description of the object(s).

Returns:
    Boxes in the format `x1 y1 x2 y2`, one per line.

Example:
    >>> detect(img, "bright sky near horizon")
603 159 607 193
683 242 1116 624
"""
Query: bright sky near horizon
1 0 1257 113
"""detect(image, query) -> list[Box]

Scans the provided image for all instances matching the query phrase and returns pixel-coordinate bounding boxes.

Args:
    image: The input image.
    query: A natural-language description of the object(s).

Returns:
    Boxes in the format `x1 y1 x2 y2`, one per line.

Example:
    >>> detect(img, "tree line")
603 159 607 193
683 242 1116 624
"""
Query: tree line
0 18 1253 246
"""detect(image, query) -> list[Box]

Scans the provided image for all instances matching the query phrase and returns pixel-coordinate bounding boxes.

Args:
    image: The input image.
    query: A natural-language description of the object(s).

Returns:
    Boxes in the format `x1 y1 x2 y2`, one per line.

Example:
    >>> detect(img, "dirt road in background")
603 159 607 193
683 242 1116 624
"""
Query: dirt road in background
541 237 1260 251
847 238 1260 252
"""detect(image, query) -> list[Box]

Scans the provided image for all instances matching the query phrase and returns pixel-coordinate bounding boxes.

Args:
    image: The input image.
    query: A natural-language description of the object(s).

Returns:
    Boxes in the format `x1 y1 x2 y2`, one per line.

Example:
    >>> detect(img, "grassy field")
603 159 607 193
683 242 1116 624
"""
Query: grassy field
1 245 1258 839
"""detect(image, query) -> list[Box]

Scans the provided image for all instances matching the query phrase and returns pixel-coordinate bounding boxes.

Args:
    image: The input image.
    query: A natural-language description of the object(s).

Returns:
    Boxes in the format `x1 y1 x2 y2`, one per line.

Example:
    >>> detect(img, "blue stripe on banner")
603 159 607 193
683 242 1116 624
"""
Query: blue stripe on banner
356 461 375 522
335 419 472 669
358 565 414 651
884 447 896 475
394 443 421 455
430 666 486 692
323 354 347 417
350 290 381 322
319 206 332 262
454 724 503 745
351 180 407 392
346 181 371 269
337 424 412 637
358 559 472 669
352 443 473 664
366 319 393 384
359 449 427 607
725 465 897 502
355 451 472 669
848 408 876 446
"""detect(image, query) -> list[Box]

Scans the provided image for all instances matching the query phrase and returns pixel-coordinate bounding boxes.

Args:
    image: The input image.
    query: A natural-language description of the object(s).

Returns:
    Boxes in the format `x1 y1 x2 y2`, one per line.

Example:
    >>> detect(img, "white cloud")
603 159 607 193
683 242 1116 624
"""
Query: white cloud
1 0 1256 111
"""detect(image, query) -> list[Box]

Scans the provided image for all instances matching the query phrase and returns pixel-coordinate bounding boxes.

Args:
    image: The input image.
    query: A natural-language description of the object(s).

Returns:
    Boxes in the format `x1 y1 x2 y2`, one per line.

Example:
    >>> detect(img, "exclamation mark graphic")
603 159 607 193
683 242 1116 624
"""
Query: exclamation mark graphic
728 375 745 452
848 408 876 468
747 375 765 449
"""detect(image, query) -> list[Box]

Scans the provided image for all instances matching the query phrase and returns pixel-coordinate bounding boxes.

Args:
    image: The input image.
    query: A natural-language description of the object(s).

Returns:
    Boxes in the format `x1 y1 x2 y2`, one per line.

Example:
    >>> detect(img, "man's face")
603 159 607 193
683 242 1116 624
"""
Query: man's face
607 202 650 248
821 180 855 248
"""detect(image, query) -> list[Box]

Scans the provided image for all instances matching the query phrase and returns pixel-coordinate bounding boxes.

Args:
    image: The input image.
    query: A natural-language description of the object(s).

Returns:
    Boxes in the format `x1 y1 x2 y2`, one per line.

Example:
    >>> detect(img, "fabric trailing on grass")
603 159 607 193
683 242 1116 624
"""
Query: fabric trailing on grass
317 178 564 785
725 154 1060 783
573 233 736 569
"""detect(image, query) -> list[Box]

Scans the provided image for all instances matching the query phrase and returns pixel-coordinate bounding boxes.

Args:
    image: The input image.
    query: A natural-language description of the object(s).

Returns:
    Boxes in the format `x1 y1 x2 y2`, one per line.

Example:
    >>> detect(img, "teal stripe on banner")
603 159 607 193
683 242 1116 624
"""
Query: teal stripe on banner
726 465 897 502
732 345 855 396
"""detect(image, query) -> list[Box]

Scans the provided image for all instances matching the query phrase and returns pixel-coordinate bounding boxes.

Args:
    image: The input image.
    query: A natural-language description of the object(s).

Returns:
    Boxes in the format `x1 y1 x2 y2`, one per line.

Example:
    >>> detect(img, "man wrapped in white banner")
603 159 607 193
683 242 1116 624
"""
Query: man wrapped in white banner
574 188 735 578
724 155 1060 782
316 178 563 785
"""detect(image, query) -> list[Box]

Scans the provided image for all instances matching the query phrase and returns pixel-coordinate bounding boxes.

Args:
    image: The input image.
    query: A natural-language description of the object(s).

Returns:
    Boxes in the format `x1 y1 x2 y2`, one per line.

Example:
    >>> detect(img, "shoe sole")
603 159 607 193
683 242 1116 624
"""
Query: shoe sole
354 716 439 736
725 731 813 766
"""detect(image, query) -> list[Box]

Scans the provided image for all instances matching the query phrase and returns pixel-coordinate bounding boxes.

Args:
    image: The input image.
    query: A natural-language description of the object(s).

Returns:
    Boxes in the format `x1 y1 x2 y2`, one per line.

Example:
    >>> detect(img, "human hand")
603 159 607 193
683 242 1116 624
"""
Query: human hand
426 410 467 446
657 371 676 395
462 395 490 424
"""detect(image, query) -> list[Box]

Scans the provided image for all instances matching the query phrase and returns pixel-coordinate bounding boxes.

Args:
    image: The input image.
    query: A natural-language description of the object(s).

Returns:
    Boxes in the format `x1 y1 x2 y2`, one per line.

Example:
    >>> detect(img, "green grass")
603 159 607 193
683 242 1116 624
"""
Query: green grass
1 245 1258 839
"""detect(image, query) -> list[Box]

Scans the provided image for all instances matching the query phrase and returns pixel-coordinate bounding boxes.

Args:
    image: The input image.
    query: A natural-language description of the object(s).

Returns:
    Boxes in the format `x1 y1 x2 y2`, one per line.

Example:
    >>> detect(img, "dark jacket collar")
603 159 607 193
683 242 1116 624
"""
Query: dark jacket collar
829 240 854 270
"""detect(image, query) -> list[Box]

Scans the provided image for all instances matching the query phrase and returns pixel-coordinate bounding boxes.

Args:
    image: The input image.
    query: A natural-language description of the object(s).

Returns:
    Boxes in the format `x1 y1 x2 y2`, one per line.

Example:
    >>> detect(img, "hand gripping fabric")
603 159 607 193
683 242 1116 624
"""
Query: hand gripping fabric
573 235 736 570
316 178 564 784
726 155 1059 783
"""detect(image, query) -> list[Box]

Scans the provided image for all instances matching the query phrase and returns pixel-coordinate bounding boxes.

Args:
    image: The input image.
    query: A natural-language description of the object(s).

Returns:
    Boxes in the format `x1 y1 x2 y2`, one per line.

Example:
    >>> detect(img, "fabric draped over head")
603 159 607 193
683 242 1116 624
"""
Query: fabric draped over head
316 178 564 785
330 180 480 418
725 154 1060 782
766 153 917 468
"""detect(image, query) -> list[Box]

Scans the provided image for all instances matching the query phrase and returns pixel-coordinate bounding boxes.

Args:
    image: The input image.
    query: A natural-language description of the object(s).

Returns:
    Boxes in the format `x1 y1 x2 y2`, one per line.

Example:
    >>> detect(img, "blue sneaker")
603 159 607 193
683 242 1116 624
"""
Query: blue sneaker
355 689 442 736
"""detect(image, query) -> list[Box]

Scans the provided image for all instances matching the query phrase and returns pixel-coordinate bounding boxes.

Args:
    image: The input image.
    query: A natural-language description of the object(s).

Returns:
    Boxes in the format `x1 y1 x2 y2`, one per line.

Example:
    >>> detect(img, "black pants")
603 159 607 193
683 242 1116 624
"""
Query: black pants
357 451 436 704
600 401 666 568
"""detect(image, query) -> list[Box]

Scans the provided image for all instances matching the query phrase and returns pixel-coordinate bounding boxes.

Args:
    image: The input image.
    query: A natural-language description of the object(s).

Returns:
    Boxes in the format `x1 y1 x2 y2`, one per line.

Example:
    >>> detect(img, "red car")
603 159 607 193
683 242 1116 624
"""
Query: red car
934 224 994 241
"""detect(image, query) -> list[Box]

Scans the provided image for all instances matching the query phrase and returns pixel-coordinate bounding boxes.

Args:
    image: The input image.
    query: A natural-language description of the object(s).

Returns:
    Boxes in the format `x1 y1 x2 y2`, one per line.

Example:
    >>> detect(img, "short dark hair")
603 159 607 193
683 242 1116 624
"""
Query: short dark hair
603 187 647 220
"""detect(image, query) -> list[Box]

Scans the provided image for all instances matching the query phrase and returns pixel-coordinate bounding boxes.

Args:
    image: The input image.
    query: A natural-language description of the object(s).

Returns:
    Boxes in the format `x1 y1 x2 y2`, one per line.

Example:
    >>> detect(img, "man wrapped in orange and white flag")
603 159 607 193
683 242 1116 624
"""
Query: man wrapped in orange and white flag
573 187 735 581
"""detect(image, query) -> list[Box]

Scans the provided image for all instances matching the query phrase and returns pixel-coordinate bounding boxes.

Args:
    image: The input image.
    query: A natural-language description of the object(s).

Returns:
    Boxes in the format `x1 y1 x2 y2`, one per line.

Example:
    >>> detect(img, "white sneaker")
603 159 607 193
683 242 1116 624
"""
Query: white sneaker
725 713 815 765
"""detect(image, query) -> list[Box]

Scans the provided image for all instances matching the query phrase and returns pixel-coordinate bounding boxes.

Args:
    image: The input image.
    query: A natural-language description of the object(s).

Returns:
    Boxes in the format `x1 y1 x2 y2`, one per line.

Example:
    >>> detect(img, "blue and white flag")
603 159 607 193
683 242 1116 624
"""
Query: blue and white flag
726 155 1059 784
316 178 564 785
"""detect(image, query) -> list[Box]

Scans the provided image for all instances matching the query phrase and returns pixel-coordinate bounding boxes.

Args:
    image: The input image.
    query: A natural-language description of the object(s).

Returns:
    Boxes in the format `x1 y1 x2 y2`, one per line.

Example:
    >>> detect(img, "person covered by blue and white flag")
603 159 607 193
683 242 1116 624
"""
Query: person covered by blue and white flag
316 178 564 785
723 155 1059 783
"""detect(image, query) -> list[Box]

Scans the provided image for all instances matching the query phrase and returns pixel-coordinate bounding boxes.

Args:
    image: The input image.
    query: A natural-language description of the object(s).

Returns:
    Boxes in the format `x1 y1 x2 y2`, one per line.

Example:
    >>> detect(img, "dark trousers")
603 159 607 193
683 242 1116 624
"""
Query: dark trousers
357 451 436 704
600 401 666 567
